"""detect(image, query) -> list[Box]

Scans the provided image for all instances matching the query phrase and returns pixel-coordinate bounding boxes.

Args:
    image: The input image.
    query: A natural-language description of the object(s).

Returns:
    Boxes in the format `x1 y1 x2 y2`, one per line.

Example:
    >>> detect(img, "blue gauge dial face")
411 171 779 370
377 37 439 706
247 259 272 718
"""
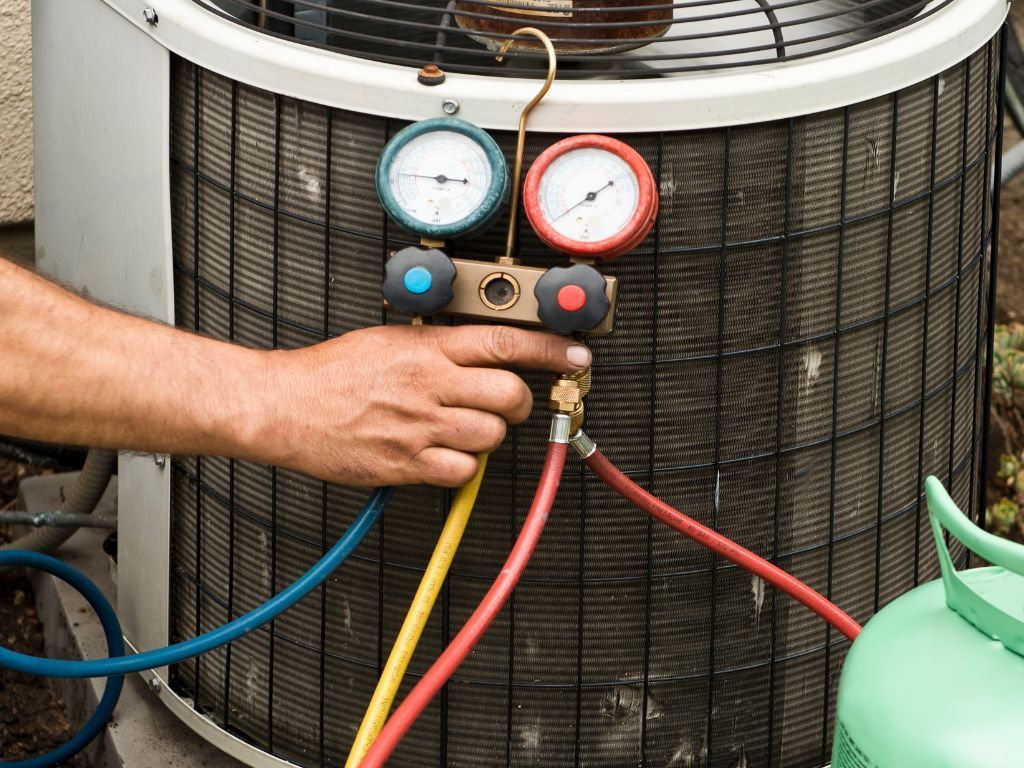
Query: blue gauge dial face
388 131 493 227
376 118 509 241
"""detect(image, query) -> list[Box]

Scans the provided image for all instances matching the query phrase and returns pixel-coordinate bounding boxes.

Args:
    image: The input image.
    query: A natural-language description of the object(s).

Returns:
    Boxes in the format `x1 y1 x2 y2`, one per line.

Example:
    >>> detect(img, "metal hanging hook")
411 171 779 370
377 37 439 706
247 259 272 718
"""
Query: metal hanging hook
496 27 557 263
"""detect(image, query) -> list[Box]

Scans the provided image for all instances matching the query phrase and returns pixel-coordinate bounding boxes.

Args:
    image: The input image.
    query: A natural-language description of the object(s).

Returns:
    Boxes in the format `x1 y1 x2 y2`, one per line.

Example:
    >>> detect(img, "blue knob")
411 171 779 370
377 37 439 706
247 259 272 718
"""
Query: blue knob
403 266 433 295
383 246 456 317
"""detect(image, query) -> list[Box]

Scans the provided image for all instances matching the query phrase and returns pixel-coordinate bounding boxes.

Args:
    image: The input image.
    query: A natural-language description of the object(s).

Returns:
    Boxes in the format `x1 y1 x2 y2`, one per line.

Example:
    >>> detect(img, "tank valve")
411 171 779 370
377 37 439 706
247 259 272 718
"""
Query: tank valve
549 367 592 434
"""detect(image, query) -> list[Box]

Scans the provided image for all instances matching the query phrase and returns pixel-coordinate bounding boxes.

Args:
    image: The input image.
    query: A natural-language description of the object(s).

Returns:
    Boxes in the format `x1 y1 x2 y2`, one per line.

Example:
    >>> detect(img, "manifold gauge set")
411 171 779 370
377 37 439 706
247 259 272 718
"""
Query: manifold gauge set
376 40 657 336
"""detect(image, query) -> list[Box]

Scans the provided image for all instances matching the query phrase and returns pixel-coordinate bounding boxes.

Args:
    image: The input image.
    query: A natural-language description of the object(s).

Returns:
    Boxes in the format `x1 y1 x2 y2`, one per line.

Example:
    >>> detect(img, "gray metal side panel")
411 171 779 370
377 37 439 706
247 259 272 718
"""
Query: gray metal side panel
32 0 173 666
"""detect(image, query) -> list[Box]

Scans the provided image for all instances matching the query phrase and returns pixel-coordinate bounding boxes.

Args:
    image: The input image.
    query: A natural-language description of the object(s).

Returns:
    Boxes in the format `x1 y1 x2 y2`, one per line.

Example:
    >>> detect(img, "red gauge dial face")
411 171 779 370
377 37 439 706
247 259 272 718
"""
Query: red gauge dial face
524 135 658 260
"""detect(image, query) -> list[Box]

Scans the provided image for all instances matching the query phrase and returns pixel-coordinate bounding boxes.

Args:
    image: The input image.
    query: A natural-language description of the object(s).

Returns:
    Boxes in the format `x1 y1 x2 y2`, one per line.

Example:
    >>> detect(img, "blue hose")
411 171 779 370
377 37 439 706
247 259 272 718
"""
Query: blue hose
0 550 125 768
0 487 390 678
0 487 391 768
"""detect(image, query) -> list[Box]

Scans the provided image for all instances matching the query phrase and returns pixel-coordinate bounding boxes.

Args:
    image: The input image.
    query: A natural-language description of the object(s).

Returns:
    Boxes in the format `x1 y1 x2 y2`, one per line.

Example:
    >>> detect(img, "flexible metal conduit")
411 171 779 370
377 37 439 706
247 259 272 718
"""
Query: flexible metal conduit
1 449 116 555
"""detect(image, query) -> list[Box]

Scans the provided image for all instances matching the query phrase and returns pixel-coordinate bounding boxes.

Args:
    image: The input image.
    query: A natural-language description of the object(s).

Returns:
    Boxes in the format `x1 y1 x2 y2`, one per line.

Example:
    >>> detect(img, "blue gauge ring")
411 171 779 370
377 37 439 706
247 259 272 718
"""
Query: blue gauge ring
375 117 510 241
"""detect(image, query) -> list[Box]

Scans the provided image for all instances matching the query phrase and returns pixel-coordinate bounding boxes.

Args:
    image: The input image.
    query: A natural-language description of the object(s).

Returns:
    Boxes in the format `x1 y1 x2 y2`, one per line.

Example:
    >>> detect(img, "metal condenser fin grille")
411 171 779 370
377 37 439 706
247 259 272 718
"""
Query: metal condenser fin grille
168 36 1000 767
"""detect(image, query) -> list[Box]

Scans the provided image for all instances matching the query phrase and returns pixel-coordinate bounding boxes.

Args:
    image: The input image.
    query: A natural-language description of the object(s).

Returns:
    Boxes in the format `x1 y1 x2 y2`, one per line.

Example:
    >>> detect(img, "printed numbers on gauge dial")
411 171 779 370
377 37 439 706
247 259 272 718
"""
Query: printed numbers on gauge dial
376 118 510 241
524 135 658 260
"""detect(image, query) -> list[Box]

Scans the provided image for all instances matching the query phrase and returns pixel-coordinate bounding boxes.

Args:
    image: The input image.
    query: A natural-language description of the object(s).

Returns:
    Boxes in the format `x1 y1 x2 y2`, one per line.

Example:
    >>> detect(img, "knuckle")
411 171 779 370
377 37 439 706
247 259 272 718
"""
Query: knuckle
379 433 415 465
543 333 568 364
495 374 532 421
483 416 508 450
495 371 527 404
487 326 522 362
435 326 468 363
403 354 434 383
452 459 480 487
433 453 477 487
512 390 534 424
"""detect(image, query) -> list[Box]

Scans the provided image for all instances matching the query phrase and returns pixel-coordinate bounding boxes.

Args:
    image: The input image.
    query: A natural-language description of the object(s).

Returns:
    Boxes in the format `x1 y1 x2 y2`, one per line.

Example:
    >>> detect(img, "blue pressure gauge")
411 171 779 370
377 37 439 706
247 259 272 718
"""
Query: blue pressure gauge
376 118 509 241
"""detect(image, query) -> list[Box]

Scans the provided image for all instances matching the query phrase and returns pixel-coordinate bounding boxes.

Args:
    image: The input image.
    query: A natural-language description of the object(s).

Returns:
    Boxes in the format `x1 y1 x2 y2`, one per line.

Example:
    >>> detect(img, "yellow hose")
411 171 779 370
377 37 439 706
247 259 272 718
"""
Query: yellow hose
345 454 489 767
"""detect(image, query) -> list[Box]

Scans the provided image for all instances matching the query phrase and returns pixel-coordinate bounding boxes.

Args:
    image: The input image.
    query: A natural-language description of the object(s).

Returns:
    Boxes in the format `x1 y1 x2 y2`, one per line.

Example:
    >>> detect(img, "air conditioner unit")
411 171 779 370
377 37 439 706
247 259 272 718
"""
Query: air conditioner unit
33 1 1008 765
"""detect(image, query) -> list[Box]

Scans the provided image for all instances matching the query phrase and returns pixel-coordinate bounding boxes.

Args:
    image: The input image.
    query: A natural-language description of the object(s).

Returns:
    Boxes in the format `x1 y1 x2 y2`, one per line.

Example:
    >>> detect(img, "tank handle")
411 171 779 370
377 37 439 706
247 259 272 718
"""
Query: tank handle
926 476 1024 657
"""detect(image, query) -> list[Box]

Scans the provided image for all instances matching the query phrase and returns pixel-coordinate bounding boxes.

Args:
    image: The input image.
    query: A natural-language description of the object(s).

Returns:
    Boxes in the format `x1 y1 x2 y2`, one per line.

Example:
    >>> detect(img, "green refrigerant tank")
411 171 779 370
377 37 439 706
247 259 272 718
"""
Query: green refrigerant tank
832 476 1024 768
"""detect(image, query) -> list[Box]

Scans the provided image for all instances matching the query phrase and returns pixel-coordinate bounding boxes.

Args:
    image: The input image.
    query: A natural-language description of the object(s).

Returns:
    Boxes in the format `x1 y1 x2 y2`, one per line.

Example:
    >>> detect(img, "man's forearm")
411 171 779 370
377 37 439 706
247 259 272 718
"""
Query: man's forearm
0 257 266 458
0 255 589 487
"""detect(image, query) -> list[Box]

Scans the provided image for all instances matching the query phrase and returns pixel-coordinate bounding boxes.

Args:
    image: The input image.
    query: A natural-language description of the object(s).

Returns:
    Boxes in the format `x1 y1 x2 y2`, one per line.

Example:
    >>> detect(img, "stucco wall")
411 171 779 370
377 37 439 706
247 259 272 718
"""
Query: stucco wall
0 0 33 225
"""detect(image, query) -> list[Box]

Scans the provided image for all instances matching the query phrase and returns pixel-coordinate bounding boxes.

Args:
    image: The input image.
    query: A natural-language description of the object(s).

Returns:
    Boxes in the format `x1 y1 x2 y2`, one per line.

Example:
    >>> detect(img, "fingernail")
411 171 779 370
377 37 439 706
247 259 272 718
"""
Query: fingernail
567 345 591 368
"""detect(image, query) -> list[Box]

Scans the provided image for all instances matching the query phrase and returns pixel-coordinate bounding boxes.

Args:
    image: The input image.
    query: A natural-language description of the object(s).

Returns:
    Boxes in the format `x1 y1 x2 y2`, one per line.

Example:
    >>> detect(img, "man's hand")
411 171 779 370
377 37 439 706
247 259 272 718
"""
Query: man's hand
251 325 590 487
0 257 589 488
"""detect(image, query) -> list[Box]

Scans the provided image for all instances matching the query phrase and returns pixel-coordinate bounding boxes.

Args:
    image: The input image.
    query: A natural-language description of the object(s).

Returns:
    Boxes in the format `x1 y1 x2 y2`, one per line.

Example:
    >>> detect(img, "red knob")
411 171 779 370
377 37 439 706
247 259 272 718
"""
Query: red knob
534 264 611 334
556 284 587 312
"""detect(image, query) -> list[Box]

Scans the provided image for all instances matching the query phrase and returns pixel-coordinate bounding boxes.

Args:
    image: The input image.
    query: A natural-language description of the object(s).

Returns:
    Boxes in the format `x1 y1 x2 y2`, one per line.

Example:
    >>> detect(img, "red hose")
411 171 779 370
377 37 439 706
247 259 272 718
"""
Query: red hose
583 447 861 642
359 440 568 767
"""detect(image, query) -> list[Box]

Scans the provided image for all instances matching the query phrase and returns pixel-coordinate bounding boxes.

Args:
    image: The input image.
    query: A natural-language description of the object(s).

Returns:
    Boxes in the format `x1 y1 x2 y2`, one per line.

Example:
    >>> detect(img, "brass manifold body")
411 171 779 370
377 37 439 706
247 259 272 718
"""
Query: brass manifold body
549 368 592 434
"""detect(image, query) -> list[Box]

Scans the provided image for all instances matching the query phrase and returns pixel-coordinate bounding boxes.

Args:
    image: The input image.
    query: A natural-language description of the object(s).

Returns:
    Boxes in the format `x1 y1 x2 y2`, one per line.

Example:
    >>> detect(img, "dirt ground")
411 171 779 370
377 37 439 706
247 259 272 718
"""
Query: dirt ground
0 461 83 767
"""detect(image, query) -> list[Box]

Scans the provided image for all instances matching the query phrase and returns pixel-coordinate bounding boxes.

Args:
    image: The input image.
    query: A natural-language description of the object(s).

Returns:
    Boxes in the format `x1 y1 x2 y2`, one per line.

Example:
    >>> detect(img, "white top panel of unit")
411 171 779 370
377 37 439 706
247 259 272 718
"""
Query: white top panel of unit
102 0 1007 132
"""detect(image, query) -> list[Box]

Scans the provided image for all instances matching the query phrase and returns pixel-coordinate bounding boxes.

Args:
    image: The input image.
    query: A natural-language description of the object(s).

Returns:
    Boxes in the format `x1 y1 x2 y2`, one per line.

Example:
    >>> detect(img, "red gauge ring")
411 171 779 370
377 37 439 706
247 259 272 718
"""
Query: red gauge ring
524 134 659 261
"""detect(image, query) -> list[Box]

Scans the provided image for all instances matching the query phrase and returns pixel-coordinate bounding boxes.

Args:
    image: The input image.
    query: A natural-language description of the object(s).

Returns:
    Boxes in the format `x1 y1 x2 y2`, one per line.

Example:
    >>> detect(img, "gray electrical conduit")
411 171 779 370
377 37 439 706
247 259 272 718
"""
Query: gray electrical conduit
1 449 117 555
1003 81 1024 187
1003 139 1024 186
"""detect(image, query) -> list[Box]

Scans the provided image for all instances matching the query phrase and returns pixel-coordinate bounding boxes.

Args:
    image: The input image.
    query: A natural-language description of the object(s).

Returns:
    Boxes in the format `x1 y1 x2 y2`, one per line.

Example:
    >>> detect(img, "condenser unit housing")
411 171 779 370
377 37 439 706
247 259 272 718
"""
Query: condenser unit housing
33 1 1008 766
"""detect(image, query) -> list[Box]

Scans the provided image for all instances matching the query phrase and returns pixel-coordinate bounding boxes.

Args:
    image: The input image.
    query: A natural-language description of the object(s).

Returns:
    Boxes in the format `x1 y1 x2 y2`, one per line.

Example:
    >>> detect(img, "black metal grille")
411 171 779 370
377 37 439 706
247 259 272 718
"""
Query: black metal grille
196 0 956 79
168 33 1001 767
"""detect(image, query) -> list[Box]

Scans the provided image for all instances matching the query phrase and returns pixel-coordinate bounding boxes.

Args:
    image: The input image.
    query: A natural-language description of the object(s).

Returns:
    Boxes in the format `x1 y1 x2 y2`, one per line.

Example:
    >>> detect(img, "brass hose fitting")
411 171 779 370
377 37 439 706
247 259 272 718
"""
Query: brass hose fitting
549 367 592 434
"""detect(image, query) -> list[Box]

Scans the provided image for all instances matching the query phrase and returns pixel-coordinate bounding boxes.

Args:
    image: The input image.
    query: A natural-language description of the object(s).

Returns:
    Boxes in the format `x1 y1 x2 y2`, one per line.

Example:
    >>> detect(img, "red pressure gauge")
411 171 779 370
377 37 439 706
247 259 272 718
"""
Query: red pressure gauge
524 134 658 261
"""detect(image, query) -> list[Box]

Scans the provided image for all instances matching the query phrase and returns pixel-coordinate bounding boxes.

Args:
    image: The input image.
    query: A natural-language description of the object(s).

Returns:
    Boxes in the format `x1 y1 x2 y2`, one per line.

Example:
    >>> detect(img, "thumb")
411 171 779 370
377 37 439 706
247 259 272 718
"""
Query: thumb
432 326 592 373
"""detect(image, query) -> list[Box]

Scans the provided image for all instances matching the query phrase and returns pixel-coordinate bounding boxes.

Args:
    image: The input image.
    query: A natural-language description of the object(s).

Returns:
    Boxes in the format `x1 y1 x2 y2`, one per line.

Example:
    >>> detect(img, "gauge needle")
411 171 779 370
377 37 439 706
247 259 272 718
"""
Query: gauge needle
554 180 614 221
401 173 469 185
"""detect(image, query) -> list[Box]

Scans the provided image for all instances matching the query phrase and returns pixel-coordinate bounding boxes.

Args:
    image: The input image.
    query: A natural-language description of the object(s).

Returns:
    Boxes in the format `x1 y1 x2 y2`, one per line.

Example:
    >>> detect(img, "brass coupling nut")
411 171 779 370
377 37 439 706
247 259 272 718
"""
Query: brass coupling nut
549 367 592 434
